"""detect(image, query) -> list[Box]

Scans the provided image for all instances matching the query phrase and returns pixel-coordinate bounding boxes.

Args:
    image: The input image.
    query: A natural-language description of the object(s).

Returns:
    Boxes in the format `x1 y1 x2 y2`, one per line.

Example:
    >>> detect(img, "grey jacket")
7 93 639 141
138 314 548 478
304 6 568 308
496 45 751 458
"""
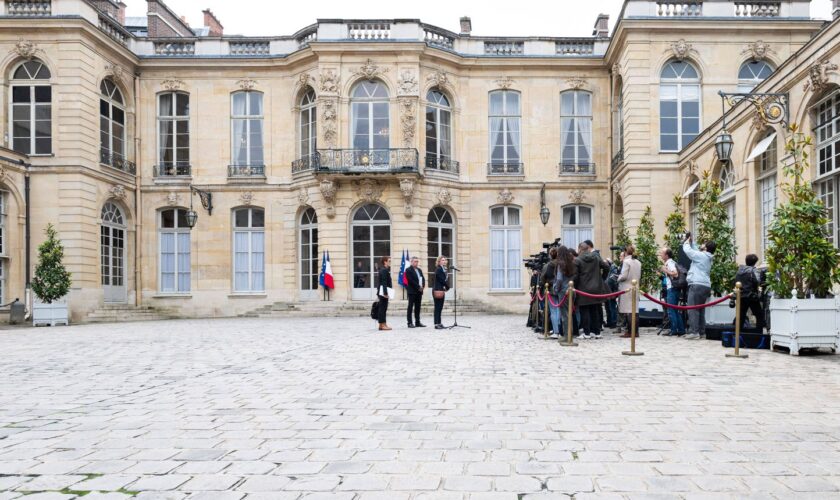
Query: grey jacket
682 241 713 288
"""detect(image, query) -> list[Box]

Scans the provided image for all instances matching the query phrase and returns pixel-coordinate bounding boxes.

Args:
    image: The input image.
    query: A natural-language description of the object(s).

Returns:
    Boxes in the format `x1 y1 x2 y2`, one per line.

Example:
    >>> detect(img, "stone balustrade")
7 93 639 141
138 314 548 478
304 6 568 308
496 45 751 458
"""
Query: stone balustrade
734 1 781 17
154 41 195 56
229 41 270 56
484 41 524 55
423 26 455 50
655 1 703 17
98 15 129 45
556 39 595 56
348 21 391 40
6 0 51 16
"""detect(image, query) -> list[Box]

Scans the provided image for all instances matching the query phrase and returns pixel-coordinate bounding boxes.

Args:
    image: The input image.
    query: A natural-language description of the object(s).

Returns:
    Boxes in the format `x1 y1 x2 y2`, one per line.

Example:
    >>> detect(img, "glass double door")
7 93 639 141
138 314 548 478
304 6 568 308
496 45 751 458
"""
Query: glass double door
101 223 125 303
351 223 390 300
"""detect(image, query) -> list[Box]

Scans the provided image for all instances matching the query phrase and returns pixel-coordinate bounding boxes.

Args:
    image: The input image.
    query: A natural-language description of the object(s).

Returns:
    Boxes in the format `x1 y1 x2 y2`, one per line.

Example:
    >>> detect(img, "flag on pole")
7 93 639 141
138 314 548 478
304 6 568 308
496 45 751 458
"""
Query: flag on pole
319 251 327 289
323 251 334 289
398 249 407 288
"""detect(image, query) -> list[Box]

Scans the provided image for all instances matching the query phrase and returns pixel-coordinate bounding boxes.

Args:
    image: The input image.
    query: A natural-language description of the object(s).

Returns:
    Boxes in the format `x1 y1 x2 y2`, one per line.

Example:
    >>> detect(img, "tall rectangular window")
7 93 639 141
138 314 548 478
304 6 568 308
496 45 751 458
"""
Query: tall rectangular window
159 209 191 293
158 92 190 174
560 90 592 171
660 61 701 152
490 206 521 289
815 91 840 247
11 60 51 155
233 208 265 292
489 90 521 174
232 92 264 167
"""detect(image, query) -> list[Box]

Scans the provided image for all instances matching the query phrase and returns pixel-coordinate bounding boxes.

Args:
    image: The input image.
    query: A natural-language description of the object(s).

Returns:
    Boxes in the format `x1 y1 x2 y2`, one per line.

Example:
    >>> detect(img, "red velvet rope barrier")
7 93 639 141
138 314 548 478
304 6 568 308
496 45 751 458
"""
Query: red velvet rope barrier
574 289 628 300
641 292 733 311
537 290 545 301
546 293 569 308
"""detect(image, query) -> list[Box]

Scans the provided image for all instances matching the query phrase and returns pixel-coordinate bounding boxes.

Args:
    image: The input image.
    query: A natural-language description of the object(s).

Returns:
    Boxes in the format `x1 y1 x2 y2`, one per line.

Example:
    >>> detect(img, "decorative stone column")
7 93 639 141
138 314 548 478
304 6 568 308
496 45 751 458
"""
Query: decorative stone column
397 69 419 149
318 68 340 149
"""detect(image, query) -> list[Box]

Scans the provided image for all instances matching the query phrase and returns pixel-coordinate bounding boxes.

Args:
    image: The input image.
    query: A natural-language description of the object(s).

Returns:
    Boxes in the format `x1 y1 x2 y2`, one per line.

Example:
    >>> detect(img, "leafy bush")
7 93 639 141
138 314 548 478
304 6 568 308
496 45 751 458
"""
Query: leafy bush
635 206 659 293
31 224 72 304
663 194 687 254
697 171 738 296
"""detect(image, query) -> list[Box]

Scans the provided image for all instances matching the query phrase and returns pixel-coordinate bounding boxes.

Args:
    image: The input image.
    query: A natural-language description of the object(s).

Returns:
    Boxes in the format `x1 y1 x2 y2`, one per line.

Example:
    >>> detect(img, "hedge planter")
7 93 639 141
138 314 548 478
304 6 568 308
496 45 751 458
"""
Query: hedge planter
769 297 839 356
32 298 69 327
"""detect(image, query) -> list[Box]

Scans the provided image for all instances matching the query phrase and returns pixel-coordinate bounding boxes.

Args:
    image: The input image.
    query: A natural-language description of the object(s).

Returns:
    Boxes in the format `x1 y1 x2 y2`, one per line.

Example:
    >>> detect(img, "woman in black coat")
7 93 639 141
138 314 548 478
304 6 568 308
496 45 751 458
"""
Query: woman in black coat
377 256 393 330
433 256 450 329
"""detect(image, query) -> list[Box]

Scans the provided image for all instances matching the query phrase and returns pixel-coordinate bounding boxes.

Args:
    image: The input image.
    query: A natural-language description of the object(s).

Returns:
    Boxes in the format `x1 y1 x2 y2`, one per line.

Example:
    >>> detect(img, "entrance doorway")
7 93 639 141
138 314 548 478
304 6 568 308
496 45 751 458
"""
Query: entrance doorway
351 203 391 300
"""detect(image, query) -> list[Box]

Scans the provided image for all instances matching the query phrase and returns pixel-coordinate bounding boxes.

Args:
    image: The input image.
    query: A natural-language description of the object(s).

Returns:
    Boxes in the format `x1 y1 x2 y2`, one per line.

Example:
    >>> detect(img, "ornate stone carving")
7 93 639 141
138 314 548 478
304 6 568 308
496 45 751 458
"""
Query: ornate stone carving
239 191 254 206
497 188 514 205
298 188 310 207
751 111 766 131
319 69 339 95
298 72 312 88
161 77 185 91
321 98 338 149
0 166 8 183
237 79 258 91
686 159 698 176
105 62 126 83
399 178 416 218
611 63 622 77
400 99 417 148
397 70 418 96
566 77 588 90
437 187 453 206
611 180 621 195
495 76 515 89
352 58 388 81
109 184 126 200
670 39 693 61
742 40 774 61
570 189 586 205
354 179 383 203
319 179 338 218
11 39 41 59
804 60 839 94
165 192 181 206
426 69 449 88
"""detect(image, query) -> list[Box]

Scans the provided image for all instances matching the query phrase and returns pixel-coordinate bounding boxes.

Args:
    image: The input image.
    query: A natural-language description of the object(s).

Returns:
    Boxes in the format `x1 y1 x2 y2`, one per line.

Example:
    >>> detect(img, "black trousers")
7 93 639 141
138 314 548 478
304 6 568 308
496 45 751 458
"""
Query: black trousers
739 296 766 330
407 293 422 324
377 297 389 324
434 296 445 325
580 304 602 335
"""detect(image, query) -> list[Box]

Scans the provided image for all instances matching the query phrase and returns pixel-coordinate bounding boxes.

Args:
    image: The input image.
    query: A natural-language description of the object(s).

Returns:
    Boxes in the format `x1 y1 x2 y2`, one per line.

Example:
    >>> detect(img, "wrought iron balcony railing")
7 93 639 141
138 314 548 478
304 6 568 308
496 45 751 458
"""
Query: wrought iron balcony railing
228 164 266 177
487 162 524 175
100 149 136 175
425 155 459 174
292 155 319 173
154 162 191 177
559 162 596 175
316 149 419 173
612 149 625 169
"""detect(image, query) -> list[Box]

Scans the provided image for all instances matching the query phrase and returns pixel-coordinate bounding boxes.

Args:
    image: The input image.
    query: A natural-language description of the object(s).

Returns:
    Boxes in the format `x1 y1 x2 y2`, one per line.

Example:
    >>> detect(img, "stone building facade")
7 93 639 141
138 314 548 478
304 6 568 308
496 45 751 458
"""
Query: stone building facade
0 0 838 321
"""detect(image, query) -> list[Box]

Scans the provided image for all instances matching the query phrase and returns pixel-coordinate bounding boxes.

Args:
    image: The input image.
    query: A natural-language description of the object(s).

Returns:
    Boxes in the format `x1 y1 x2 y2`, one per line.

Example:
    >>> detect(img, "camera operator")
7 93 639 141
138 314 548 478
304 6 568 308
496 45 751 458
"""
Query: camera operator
734 254 765 331
682 232 715 340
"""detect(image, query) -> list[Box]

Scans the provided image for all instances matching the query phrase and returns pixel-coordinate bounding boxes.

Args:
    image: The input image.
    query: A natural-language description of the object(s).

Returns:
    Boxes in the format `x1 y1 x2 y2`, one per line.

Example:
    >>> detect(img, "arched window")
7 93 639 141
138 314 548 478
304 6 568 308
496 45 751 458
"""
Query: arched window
231 91 264 169
489 90 521 174
299 89 317 166
11 59 51 155
560 90 593 173
815 90 840 246
425 89 453 170
157 91 190 176
233 207 265 293
738 60 774 93
490 206 521 289
100 79 126 167
300 207 319 296
756 130 777 257
351 204 391 300
101 202 126 302
660 60 700 152
718 162 736 231
159 208 191 293
427 207 454 290
351 81 389 150
562 205 594 250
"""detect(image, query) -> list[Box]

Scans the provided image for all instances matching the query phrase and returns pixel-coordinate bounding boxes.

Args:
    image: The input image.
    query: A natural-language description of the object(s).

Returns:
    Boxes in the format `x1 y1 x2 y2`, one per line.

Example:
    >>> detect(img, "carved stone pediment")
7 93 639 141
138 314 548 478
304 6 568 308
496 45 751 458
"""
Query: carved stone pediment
11 39 41 59
237 79 258 91
498 188 514 205
742 40 774 61
670 39 694 61
354 179 383 203
109 184 126 200
352 58 388 81
495 76 515 89
566 77 588 90
161 77 185 91
437 187 453 206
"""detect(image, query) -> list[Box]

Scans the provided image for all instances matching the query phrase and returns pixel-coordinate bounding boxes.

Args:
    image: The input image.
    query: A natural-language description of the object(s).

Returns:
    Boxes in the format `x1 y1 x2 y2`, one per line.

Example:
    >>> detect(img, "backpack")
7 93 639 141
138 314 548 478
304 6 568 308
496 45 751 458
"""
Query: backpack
552 264 570 297
672 262 689 290
370 300 380 320
735 266 760 298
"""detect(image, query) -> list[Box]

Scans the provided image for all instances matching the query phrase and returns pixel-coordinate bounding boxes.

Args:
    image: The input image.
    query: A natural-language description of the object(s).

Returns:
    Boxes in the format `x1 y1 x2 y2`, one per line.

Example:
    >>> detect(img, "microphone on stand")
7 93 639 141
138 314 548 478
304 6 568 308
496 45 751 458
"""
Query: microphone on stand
450 265 461 272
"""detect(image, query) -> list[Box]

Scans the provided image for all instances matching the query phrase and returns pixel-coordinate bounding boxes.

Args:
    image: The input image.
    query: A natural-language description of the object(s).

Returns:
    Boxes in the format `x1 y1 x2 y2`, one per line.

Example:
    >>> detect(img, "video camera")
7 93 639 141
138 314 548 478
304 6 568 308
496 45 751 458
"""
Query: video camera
523 238 563 273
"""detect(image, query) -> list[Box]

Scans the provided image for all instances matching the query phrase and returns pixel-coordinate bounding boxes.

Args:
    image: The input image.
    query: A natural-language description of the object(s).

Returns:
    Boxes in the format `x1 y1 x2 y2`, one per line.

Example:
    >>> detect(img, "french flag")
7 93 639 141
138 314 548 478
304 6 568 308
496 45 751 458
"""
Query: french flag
320 251 334 290
398 249 408 288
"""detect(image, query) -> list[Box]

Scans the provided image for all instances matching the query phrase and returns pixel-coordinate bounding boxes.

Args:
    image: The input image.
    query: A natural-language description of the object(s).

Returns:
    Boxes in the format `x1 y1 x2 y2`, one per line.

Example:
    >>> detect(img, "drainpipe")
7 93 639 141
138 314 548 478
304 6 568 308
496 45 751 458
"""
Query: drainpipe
23 158 31 317
134 72 142 307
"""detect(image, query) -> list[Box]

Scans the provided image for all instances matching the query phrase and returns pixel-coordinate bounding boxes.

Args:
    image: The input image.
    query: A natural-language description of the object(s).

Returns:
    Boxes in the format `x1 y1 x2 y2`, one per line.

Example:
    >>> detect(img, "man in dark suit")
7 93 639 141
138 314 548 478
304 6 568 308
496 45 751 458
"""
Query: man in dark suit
406 256 427 328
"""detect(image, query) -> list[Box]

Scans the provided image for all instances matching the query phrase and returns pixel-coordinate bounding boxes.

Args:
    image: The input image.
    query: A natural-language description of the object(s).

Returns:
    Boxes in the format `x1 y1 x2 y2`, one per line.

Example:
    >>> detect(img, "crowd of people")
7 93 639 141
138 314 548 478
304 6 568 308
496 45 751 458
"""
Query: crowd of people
532 233 766 341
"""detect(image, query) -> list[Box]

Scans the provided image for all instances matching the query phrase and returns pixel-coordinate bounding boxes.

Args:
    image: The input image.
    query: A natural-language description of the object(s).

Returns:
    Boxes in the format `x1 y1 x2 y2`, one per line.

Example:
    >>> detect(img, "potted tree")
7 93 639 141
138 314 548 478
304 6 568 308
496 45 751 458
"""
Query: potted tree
663 195 686 254
635 206 661 314
766 126 840 355
31 224 72 326
696 171 738 324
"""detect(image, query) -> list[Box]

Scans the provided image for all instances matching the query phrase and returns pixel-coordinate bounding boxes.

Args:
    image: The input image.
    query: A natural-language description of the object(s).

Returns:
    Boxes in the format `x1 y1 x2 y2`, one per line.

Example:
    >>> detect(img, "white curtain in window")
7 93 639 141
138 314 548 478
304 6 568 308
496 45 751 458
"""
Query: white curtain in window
177 232 190 292
760 175 777 256
252 231 265 291
160 232 175 292
506 229 521 289
234 232 249 291
491 229 505 288
507 118 521 161
234 231 265 292
233 120 247 165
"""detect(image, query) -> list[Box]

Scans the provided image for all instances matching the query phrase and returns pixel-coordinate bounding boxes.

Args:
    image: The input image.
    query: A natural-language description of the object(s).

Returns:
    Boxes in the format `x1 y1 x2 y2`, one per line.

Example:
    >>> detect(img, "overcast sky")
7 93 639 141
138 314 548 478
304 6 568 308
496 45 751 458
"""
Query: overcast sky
125 0 835 37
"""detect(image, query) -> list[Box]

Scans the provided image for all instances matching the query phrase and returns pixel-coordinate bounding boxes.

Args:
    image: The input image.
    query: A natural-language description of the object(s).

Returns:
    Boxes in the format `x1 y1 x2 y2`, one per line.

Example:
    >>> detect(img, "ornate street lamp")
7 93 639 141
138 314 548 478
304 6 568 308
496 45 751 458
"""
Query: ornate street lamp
716 90 788 163
187 185 213 230
539 183 551 226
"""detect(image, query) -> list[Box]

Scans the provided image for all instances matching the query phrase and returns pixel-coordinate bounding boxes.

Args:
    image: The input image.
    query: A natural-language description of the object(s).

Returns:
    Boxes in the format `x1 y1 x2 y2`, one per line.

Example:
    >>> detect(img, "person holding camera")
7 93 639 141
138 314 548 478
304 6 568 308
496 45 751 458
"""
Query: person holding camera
682 233 715 340
735 254 765 331
574 240 611 339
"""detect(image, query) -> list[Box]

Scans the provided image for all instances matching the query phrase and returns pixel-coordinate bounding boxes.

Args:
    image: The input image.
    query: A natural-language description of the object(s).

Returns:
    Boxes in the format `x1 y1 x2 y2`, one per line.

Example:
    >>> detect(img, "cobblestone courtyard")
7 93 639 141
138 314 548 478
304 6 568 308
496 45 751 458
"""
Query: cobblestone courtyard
1 315 840 500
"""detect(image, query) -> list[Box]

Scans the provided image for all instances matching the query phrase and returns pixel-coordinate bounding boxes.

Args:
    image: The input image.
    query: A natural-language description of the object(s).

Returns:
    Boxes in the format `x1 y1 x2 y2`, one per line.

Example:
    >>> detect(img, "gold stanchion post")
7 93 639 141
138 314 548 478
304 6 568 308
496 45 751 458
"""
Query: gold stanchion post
543 284 550 339
623 279 644 356
726 282 748 359
559 281 578 347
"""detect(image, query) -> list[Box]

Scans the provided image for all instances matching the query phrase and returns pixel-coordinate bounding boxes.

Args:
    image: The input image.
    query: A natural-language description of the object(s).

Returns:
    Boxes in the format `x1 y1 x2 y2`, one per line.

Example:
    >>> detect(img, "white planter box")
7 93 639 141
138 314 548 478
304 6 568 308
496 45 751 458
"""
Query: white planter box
769 297 839 355
706 301 736 324
32 298 69 327
638 297 660 313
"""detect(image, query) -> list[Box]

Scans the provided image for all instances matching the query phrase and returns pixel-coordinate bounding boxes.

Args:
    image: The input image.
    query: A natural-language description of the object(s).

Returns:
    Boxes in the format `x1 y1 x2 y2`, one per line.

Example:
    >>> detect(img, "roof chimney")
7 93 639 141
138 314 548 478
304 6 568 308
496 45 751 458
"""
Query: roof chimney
459 16 472 36
117 1 126 24
203 8 223 36
592 13 609 37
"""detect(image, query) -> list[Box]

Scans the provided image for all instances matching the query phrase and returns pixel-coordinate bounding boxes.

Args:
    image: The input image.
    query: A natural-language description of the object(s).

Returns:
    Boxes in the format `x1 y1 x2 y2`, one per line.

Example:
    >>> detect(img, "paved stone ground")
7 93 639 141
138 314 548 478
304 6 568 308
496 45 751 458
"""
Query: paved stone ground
1 315 840 500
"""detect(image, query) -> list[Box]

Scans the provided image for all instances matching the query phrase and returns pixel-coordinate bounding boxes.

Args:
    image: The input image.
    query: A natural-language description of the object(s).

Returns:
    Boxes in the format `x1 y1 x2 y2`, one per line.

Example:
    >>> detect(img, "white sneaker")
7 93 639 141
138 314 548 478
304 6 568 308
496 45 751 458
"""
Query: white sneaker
685 333 700 340
593 333 602 339
579 333 591 339
549 333 559 339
